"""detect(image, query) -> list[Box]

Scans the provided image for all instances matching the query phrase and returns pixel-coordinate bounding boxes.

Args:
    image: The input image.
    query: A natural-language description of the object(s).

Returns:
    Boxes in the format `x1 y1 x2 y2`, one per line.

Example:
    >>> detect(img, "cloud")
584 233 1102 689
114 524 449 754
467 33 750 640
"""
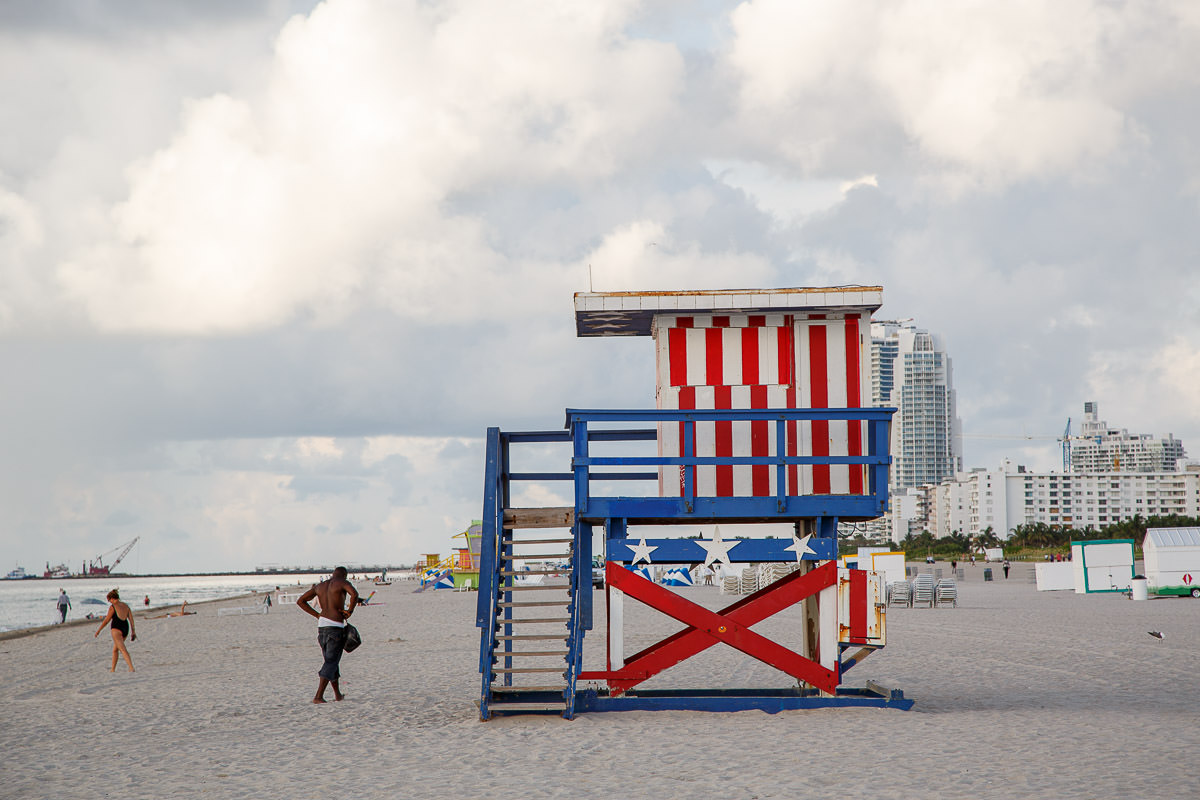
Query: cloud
104 510 140 526
55 0 686 334
284 475 370 500
3 0 1200 573
723 0 1192 189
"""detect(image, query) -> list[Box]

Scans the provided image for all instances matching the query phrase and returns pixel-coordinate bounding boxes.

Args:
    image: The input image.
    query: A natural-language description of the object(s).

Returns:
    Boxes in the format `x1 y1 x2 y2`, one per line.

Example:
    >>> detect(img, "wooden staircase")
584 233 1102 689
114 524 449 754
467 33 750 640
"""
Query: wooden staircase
480 507 581 717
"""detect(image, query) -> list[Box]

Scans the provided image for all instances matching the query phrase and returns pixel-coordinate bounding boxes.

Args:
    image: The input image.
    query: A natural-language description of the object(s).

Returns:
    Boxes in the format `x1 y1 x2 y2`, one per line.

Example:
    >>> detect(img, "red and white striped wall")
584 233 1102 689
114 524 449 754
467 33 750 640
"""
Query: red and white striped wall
654 312 870 498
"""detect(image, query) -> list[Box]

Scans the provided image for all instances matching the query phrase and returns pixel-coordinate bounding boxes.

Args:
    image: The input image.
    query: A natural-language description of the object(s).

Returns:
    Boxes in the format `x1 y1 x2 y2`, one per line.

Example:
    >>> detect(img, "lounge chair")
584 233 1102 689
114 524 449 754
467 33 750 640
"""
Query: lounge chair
887 580 912 607
912 574 936 608
935 578 958 608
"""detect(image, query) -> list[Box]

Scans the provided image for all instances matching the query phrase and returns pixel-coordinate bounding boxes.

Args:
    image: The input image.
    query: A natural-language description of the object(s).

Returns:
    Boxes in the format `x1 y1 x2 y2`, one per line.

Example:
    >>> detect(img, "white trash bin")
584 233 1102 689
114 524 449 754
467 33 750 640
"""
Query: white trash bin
1131 576 1148 601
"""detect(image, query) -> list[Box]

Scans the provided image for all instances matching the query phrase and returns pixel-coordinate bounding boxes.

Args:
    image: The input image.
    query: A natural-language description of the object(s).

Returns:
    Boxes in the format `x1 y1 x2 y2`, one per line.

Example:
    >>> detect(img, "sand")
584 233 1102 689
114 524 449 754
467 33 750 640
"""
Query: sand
1 563 1197 799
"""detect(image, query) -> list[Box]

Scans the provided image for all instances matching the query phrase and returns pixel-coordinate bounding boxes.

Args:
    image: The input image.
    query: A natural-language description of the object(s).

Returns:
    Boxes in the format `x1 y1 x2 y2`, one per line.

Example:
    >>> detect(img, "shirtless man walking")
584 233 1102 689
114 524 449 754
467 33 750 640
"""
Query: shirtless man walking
297 567 360 703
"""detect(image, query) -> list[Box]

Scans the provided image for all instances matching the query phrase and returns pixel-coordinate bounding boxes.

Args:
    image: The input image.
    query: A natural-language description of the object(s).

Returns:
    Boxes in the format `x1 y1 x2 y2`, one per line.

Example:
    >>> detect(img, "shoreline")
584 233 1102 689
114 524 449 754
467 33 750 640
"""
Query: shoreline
0 578 384 641
0 590 265 642
5 568 406 581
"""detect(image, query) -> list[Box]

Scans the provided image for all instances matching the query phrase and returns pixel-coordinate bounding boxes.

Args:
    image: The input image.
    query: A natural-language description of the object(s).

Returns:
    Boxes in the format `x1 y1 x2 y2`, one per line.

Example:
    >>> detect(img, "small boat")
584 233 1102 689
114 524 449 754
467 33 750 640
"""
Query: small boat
43 563 71 578
5 566 27 580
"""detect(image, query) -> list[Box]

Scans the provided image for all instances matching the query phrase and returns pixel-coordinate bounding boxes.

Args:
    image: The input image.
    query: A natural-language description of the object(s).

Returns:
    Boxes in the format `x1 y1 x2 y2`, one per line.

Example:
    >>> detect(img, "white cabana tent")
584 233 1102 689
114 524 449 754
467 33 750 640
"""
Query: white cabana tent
1070 539 1135 594
1144 527 1200 598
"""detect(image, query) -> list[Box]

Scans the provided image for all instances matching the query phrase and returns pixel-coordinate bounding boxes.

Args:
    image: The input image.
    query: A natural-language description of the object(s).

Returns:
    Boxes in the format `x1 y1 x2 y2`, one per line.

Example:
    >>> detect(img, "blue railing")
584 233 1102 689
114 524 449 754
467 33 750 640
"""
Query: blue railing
477 407 892 623
564 408 892 521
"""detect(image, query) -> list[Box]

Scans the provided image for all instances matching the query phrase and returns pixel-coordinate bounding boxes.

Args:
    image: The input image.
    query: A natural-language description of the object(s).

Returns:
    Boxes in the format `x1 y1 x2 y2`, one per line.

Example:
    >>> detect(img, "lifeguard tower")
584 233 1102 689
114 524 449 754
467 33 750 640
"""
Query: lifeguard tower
476 287 909 718
417 523 483 590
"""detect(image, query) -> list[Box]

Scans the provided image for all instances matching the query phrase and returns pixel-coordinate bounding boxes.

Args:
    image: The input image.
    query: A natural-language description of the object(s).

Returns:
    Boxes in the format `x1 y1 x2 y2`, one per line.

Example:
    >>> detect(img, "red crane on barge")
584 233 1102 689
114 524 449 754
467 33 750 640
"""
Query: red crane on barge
84 537 140 576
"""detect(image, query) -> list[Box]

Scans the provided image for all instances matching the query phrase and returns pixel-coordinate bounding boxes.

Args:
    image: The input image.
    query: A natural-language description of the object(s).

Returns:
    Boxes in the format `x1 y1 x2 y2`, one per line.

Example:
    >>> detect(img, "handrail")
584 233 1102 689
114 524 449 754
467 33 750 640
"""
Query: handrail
561 407 893 518
565 407 896 423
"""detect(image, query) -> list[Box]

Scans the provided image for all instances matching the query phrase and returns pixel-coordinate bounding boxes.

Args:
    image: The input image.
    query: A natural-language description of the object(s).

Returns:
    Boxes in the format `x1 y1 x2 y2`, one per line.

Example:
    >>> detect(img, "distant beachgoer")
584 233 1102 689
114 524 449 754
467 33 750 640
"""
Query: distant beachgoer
1003 560 1011 579
149 601 195 619
56 589 71 623
969 555 976 566
950 560 957 572
143 595 150 606
297 566 360 704
95 589 136 672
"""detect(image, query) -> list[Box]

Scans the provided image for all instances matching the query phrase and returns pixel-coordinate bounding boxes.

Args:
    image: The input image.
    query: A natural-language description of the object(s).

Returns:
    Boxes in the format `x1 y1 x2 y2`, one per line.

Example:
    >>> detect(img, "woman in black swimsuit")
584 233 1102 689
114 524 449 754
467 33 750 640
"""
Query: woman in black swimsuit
94 589 136 672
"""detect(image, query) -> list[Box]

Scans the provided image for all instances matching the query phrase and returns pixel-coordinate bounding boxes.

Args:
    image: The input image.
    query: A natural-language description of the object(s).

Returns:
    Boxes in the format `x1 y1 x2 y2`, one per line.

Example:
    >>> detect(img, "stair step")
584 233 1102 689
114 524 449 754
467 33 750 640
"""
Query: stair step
498 600 571 608
496 617 569 625
503 538 573 546
492 666 567 674
502 553 571 561
501 569 570 576
497 634 568 641
488 702 566 712
492 684 566 693
496 650 569 657
503 507 574 529
502 584 570 592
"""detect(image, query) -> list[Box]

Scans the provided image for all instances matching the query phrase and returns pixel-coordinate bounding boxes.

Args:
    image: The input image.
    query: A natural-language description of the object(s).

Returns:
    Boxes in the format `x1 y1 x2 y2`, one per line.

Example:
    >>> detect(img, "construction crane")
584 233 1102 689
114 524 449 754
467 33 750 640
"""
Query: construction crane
86 536 140 576
1060 418 1072 471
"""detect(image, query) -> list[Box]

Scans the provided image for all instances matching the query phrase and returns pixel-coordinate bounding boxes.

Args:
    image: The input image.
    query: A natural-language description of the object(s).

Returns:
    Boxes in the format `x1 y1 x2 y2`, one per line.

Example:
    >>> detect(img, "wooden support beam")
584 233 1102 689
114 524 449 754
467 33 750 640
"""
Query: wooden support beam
503 508 574 529
579 562 840 695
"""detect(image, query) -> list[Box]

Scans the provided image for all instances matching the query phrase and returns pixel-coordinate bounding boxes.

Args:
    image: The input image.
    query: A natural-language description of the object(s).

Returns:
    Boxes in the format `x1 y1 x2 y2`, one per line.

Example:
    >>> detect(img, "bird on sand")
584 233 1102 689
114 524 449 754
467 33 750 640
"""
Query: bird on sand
1147 631 1165 639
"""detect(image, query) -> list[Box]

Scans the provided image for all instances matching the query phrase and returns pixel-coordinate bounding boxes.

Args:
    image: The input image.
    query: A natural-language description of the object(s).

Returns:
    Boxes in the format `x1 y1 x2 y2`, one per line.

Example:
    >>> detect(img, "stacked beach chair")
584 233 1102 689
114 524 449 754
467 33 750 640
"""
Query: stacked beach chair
911 573 936 608
934 578 958 607
887 581 912 607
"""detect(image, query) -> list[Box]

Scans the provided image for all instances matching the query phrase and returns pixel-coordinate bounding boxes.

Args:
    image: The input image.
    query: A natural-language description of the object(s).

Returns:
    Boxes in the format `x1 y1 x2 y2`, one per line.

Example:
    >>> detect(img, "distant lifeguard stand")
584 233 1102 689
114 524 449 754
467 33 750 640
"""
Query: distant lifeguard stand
476 287 909 718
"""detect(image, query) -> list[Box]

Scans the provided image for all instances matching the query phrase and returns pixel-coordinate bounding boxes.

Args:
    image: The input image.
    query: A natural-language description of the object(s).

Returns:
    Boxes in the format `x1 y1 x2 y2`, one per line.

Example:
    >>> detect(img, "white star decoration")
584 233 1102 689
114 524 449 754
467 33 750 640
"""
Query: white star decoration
628 538 657 566
785 534 816 563
697 526 739 567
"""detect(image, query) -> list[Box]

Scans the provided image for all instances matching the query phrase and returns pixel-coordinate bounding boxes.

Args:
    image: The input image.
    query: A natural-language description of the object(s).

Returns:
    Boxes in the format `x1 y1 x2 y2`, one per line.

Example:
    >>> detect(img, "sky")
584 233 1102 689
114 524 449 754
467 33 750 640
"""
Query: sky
2 0 1200 573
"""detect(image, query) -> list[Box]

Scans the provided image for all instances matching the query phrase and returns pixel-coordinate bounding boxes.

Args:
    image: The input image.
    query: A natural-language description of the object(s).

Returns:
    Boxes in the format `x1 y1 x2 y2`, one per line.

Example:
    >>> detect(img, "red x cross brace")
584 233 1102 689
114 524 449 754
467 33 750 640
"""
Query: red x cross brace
579 560 840 696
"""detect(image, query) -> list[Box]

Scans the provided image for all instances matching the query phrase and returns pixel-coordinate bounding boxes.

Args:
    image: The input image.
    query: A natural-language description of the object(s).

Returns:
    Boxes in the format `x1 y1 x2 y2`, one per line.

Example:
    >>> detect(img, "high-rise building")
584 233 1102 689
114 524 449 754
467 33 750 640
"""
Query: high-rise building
1069 401 1186 473
904 459 1200 542
871 321 962 492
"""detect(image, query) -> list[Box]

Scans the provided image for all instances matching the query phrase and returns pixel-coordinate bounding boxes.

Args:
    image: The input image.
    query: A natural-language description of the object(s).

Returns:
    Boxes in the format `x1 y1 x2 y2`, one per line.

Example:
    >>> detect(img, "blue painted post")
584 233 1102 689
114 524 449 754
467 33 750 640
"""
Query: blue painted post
683 420 694 512
500 433 514 687
579 522 593 631
818 516 838 540
476 427 501 628
477 426 504 719
572 418 590 515
605 517 628 549
870 417 890 508
775 417 786 512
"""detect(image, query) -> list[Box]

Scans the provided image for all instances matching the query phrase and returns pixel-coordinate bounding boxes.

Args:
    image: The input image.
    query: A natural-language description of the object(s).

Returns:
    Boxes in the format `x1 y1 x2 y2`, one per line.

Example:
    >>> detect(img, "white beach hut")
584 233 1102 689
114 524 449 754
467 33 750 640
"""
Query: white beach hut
1070 539 1135 594
1143 527 1200 598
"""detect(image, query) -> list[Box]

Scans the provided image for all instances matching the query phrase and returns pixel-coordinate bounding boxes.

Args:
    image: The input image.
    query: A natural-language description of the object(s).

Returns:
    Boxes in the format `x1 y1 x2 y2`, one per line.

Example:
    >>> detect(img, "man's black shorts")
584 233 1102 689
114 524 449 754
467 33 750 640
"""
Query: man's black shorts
317 626 347 680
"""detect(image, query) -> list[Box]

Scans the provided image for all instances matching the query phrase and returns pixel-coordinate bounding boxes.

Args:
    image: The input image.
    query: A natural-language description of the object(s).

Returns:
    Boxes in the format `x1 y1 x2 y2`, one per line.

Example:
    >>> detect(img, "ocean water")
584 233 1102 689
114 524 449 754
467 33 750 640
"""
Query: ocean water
0 573 332 632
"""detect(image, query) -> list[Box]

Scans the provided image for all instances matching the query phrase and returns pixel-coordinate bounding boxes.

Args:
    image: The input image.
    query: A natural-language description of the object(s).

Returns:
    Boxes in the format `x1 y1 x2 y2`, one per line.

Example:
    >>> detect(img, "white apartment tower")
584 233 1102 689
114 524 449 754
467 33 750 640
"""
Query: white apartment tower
1070 401 1186 473
871 321 963 492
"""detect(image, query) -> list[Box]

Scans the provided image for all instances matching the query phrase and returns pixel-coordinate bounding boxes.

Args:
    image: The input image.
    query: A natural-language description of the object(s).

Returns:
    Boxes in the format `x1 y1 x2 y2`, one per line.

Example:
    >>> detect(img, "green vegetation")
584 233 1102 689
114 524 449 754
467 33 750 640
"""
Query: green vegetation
888 514 1200 562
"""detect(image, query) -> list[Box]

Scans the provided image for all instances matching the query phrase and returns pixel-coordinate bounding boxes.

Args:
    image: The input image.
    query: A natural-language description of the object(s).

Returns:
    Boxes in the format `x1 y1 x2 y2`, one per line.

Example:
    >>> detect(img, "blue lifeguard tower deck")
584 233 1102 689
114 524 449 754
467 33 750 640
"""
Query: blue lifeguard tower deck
476 288 909 718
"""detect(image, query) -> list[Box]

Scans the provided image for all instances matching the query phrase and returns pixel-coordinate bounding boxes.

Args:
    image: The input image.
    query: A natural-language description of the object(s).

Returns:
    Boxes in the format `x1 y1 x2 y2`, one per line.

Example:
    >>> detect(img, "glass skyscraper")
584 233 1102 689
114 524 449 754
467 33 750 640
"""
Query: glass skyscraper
871 321 962 492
